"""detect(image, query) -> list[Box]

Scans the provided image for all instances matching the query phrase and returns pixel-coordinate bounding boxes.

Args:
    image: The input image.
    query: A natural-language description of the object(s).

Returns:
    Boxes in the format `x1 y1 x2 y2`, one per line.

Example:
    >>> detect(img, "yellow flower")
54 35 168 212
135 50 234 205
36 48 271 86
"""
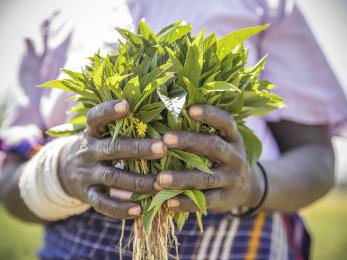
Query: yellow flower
136 121 148 138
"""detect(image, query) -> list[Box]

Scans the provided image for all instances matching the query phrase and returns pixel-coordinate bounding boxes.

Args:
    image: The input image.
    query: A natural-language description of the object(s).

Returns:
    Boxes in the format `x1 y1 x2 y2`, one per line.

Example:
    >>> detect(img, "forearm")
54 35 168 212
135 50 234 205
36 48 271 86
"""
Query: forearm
260 143 334 212
0 155 46 224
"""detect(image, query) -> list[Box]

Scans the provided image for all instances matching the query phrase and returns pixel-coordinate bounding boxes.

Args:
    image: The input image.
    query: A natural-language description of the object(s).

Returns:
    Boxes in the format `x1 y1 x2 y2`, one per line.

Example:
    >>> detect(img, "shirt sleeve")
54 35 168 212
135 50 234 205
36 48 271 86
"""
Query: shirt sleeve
261 3 347 136
1 11 73 146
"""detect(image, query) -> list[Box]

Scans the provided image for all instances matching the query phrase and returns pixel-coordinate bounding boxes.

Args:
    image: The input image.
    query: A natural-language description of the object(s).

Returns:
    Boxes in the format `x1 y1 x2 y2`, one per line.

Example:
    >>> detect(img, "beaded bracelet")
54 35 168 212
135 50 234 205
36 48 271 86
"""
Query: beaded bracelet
0 139 42 160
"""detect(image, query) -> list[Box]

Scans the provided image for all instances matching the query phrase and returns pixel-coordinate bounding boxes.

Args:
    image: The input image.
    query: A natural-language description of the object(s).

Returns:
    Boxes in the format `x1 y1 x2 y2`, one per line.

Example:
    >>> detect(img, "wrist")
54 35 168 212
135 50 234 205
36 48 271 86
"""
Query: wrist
244 163 265 208
57 142 73 197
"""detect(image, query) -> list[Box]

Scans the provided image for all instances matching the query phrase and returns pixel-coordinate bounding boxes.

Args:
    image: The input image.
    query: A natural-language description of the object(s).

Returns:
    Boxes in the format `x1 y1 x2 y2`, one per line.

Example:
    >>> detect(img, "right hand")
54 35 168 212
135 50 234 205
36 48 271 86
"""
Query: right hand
58 100 167 219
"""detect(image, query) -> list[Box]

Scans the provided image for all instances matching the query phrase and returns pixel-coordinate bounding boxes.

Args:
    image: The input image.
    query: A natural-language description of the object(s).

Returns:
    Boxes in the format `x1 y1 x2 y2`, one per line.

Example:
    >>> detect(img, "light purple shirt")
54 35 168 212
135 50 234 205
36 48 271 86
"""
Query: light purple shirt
2 0 347 162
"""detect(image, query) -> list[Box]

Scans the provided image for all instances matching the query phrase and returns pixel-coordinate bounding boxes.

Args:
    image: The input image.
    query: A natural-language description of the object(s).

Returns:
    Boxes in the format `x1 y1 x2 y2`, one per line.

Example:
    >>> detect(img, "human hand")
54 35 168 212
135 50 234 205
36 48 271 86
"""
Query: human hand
58 100 167 219
156 105 264 213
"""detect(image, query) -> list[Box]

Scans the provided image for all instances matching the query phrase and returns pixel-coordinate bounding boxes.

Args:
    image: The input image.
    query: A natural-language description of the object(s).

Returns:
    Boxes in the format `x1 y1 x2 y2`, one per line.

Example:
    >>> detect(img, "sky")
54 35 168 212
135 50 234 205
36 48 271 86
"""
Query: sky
0 0 347 181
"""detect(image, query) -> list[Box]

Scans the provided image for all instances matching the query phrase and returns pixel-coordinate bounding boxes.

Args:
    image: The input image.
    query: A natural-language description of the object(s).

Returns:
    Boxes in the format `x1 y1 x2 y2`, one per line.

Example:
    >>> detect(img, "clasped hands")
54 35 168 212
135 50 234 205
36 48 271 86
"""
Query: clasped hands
58 100 263 219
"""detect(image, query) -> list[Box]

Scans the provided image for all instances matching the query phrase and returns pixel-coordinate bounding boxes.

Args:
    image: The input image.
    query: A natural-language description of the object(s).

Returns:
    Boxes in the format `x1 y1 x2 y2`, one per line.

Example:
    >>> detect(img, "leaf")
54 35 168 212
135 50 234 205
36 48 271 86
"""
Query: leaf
138 19 157 42
157 84 187 122
46 123 85 137
202 81 240 93
148 190 184 211
169 150 212 174
143 204 161 234
195 211 204 232
158 23 192 44
183 77 206 107
203 32 217 51
62 69 84 81
68 114 86 125
40 80 70 91
174 212 189 231
238 124 262 165
136 102 165 123
183 45 202 87
111 119 123 142
184 190 207 215
216 24 269 60
133 73 174 112
130 193 152 201
123 76 141 106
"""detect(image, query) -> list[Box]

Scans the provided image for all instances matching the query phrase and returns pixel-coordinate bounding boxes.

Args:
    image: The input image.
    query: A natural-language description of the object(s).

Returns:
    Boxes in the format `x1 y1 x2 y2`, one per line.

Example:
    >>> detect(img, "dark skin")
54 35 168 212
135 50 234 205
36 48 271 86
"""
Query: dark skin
0 100 334 223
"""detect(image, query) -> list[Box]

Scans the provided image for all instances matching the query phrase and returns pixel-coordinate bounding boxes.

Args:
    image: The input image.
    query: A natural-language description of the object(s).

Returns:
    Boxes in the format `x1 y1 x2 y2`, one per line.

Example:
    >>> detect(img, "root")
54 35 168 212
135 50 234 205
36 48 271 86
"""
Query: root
118 208 179 260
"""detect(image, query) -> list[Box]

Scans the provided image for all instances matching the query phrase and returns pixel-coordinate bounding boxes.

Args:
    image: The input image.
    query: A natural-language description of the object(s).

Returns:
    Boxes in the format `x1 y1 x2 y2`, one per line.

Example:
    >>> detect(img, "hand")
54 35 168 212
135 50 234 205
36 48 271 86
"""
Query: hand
155 105 264 213
58 100 167 219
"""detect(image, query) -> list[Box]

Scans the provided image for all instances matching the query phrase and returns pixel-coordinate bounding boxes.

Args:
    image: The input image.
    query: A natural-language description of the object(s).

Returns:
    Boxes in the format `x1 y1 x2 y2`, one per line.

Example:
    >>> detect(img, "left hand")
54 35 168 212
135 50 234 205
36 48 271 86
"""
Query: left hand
155 105 264 213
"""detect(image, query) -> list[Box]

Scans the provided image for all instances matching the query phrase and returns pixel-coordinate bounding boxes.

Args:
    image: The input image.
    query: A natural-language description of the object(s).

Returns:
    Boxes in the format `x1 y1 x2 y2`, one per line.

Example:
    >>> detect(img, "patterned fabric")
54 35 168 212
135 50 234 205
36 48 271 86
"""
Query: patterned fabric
40 209 309 260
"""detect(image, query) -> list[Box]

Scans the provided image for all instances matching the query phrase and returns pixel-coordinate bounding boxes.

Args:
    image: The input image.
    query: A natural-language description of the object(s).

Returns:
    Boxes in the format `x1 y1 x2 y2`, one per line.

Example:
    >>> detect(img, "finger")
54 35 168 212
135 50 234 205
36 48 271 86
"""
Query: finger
163 131 242 164
110 188 133 201
86 100 129 138
86 185 141 219
156 168 236 190
189 105 239 142
94 165 156 194
167 189 226 212
92 138 167 161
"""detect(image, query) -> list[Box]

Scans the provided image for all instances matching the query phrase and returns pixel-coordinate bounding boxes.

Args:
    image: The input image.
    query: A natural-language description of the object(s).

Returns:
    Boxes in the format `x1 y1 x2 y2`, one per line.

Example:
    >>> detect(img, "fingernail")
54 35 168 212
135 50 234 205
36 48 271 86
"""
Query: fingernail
154 182 162 191
114 101 128 113
110 188 132 200
159 172 173 186
128 205 141 216
163 133 178 145
189 106 203 117
167 199 180 208
151 142 165 155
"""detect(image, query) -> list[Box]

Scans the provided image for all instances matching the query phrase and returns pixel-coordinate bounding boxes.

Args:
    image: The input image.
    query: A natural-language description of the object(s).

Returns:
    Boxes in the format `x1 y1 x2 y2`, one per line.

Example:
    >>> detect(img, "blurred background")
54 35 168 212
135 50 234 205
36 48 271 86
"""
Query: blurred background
0 0 346 259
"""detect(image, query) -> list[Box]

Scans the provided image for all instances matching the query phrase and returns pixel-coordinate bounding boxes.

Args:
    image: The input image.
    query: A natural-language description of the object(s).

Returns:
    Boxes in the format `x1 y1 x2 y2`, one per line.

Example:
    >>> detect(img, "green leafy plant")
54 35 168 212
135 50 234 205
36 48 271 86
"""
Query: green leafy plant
41 20 284 259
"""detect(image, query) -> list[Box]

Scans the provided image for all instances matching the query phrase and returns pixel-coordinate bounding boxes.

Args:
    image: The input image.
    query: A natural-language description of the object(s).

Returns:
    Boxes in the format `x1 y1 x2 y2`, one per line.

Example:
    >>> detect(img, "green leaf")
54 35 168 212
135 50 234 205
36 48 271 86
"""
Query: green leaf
130 193 152 201
169 150 212 174
195 211 204 232
111 119 123 142
136 102 165 123
46 123 85 137
183 45 202 87
202 81 240 93
143 204 161 234
158 23 192 44
184 190 207 215
183 77 206 107
62 69 84 81
40 80 69 91
68 114 86 125
148 190 184 211
238 124 262 165
123 76 141 106
216 24 269 60
134 73 174 112
138 19 157 42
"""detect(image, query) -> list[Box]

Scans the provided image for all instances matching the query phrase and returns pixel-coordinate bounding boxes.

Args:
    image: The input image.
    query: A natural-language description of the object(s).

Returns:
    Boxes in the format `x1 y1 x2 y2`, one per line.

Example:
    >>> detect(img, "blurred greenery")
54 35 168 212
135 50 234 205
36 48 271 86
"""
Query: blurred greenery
0 189 346 260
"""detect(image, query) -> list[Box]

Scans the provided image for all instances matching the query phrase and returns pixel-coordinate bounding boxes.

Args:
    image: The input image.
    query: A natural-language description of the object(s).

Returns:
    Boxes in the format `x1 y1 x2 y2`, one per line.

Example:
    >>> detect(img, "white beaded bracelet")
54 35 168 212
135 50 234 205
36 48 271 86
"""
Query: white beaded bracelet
18 137 90 221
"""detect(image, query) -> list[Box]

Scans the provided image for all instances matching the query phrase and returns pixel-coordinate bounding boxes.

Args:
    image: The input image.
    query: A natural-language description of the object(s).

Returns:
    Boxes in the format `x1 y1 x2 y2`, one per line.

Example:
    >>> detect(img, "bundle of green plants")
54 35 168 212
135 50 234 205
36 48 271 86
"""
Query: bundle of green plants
42 20 284 260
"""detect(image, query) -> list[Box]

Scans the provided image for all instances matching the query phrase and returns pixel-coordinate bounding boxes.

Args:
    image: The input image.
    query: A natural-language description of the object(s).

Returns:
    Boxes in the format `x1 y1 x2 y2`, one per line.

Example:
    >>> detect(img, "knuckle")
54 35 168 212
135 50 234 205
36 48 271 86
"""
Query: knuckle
202 172 219 187
209 135 225 153
186 132 200 147
86 105 103 126
99 167 116 185
99 138 115 156
129 140 141 156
